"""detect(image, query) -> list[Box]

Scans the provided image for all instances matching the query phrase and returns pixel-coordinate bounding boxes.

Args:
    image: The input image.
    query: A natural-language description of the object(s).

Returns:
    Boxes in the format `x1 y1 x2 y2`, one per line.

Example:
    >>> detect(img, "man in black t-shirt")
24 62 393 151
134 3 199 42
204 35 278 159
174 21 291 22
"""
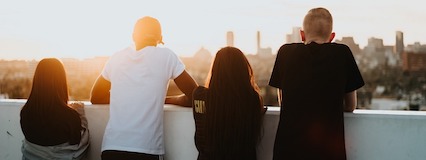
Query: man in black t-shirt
269 7 364 160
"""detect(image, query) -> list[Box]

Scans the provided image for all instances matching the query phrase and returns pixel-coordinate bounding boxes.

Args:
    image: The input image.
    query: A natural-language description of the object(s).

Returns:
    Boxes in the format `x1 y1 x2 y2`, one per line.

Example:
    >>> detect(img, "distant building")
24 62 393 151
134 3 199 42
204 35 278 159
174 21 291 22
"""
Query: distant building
256 31 272 58
257 31 261 49
226 31 234 47
182 47 212 85
362 37 391 68
335 37 361 55
395 31 404 55
193 47 212 62
286 27 302 43
384 46 399 66
402 52 426 74
366 37 384 51
406 42 426 53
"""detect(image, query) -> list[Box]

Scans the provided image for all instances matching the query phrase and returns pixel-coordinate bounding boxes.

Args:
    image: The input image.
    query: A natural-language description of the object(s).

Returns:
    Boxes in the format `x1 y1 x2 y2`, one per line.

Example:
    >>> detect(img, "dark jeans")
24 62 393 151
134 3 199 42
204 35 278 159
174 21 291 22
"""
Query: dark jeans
101 150 162 160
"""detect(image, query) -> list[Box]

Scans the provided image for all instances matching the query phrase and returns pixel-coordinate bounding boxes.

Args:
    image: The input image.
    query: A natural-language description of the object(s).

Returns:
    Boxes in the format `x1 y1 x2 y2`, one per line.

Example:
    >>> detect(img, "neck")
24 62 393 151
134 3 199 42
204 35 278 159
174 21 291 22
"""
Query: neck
304 37 329 44
135 42 157 51
304 40 329 44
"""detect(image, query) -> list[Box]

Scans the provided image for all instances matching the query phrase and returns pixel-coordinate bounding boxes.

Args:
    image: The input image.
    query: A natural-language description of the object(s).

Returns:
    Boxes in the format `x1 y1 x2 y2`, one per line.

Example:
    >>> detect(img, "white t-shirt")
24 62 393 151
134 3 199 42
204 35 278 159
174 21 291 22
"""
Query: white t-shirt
101 46 185 155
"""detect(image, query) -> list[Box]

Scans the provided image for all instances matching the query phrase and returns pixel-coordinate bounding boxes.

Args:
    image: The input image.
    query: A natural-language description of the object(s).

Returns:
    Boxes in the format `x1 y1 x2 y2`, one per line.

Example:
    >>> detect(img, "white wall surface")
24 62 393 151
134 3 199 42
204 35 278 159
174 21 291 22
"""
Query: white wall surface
1 100 426 160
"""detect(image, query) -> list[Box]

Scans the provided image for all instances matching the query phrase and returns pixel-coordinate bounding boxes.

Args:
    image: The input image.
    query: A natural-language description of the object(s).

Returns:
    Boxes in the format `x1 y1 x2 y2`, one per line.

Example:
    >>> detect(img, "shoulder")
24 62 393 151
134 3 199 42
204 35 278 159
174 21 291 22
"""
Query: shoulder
274 43 305 64
111 47 133 57
158 47 175 54
329 42 349 48
332 43 356 61
20 105 28 117
63 107 81 122
193 86 208 99
193 86 208 114
105 47 133 65
278 43 304 50
328 43 351 52
146 47 181 61
193 86 208 95
149 47 176 56
277 43 305 55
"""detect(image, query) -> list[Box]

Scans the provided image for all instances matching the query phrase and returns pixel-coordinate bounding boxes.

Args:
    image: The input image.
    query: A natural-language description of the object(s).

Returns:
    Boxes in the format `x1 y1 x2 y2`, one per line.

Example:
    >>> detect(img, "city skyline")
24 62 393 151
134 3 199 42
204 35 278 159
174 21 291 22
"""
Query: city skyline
1 0 425 60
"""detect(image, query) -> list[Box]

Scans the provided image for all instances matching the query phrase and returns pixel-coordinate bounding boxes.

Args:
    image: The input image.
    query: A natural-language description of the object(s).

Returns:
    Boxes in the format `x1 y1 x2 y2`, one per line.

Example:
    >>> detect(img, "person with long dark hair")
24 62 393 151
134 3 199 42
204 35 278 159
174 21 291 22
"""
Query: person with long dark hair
20 58 89 160
192 47 264 160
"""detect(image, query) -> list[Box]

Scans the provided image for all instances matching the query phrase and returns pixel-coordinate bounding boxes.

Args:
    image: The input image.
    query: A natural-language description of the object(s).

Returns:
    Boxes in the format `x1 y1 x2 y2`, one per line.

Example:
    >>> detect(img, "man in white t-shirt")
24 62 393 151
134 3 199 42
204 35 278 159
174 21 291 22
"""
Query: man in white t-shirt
90 16 198 160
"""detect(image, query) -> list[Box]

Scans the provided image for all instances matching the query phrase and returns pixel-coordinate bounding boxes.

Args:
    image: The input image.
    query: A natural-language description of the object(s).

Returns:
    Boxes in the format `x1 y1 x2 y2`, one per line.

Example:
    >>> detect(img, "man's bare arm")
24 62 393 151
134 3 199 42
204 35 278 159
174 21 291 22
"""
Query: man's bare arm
344 90 357 112
277 89 282 106
90 75 111 104
165 70 198 107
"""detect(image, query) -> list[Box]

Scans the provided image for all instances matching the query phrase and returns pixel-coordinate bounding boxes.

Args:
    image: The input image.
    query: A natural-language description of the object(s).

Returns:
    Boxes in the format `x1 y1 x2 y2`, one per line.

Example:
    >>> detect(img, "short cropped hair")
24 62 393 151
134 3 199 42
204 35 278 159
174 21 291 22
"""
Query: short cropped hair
133 16 163 44
303 7 333 40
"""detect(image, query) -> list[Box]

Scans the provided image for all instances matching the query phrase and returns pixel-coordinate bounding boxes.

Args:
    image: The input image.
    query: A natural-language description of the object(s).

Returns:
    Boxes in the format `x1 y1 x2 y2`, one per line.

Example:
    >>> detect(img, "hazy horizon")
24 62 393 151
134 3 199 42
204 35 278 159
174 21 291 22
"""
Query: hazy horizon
1 0 425 60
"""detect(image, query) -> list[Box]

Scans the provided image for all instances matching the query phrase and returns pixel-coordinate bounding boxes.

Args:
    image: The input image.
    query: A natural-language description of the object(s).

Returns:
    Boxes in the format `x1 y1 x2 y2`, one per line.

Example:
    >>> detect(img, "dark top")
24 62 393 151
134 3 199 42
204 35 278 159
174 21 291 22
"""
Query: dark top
20 106 82 146
269 42 364 160
192 86 257 160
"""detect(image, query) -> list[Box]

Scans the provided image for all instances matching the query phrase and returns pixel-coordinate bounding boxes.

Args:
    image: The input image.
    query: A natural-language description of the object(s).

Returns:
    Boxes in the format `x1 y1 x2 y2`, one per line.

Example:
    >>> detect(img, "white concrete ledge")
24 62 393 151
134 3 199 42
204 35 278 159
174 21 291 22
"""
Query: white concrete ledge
1 100 426 160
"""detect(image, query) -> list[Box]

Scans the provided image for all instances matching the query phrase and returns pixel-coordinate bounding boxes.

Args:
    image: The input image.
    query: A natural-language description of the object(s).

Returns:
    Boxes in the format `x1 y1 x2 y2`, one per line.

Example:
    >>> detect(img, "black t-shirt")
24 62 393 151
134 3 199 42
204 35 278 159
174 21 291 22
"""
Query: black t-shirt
20 106 82 146
192 86 258 160
269 42 364 160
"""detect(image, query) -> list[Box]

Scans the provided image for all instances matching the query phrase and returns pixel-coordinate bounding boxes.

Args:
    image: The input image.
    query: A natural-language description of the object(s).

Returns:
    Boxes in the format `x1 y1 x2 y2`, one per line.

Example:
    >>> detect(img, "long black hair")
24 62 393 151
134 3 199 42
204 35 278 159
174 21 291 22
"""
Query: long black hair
205 47 263 159
21 58 70 119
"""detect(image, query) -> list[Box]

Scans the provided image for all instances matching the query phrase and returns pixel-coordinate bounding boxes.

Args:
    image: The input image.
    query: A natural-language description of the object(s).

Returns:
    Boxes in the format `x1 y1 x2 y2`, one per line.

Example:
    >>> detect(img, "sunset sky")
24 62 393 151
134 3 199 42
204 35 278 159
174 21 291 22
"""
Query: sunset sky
0 0 425 60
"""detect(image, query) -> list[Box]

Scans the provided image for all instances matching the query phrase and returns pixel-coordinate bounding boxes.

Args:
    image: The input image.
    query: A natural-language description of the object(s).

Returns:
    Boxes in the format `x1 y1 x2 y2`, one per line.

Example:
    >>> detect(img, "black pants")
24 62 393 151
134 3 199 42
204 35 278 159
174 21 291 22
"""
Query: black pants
102 150 162 160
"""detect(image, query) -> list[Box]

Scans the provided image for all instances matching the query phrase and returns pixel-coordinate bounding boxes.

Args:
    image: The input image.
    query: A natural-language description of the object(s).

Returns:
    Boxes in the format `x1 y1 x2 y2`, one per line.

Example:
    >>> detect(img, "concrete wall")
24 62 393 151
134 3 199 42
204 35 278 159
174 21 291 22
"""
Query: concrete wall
1 100 426 160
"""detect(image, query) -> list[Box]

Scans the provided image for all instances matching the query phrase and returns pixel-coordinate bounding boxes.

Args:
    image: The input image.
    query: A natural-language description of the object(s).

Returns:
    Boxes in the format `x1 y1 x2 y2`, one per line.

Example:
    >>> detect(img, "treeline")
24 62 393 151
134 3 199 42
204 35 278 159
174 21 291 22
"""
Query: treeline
0 69 99 101
360 64 426 99
6 55 419 107
0 59 99 100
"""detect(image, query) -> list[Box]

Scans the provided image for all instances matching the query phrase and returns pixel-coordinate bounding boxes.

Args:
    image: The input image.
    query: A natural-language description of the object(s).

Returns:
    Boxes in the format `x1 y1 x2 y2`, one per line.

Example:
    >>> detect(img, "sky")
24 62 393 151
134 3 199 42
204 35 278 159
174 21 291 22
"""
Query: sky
0 0 425 60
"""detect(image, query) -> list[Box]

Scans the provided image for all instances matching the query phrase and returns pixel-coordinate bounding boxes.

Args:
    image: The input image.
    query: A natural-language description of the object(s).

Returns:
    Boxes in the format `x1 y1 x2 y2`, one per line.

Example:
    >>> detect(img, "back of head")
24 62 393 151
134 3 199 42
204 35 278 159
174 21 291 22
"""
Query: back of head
207 47 254 91
303 7 333 41
133 16 163 45
23 58 69 114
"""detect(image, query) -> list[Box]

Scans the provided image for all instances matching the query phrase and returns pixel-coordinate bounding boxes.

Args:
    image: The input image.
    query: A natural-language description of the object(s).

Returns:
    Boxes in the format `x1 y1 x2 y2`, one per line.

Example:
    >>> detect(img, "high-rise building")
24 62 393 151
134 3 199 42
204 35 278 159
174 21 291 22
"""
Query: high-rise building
395 31 404 55
226 31 234 47
402 52 426 77
257 31 261 50
256 31 272 58
286 27 302 43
